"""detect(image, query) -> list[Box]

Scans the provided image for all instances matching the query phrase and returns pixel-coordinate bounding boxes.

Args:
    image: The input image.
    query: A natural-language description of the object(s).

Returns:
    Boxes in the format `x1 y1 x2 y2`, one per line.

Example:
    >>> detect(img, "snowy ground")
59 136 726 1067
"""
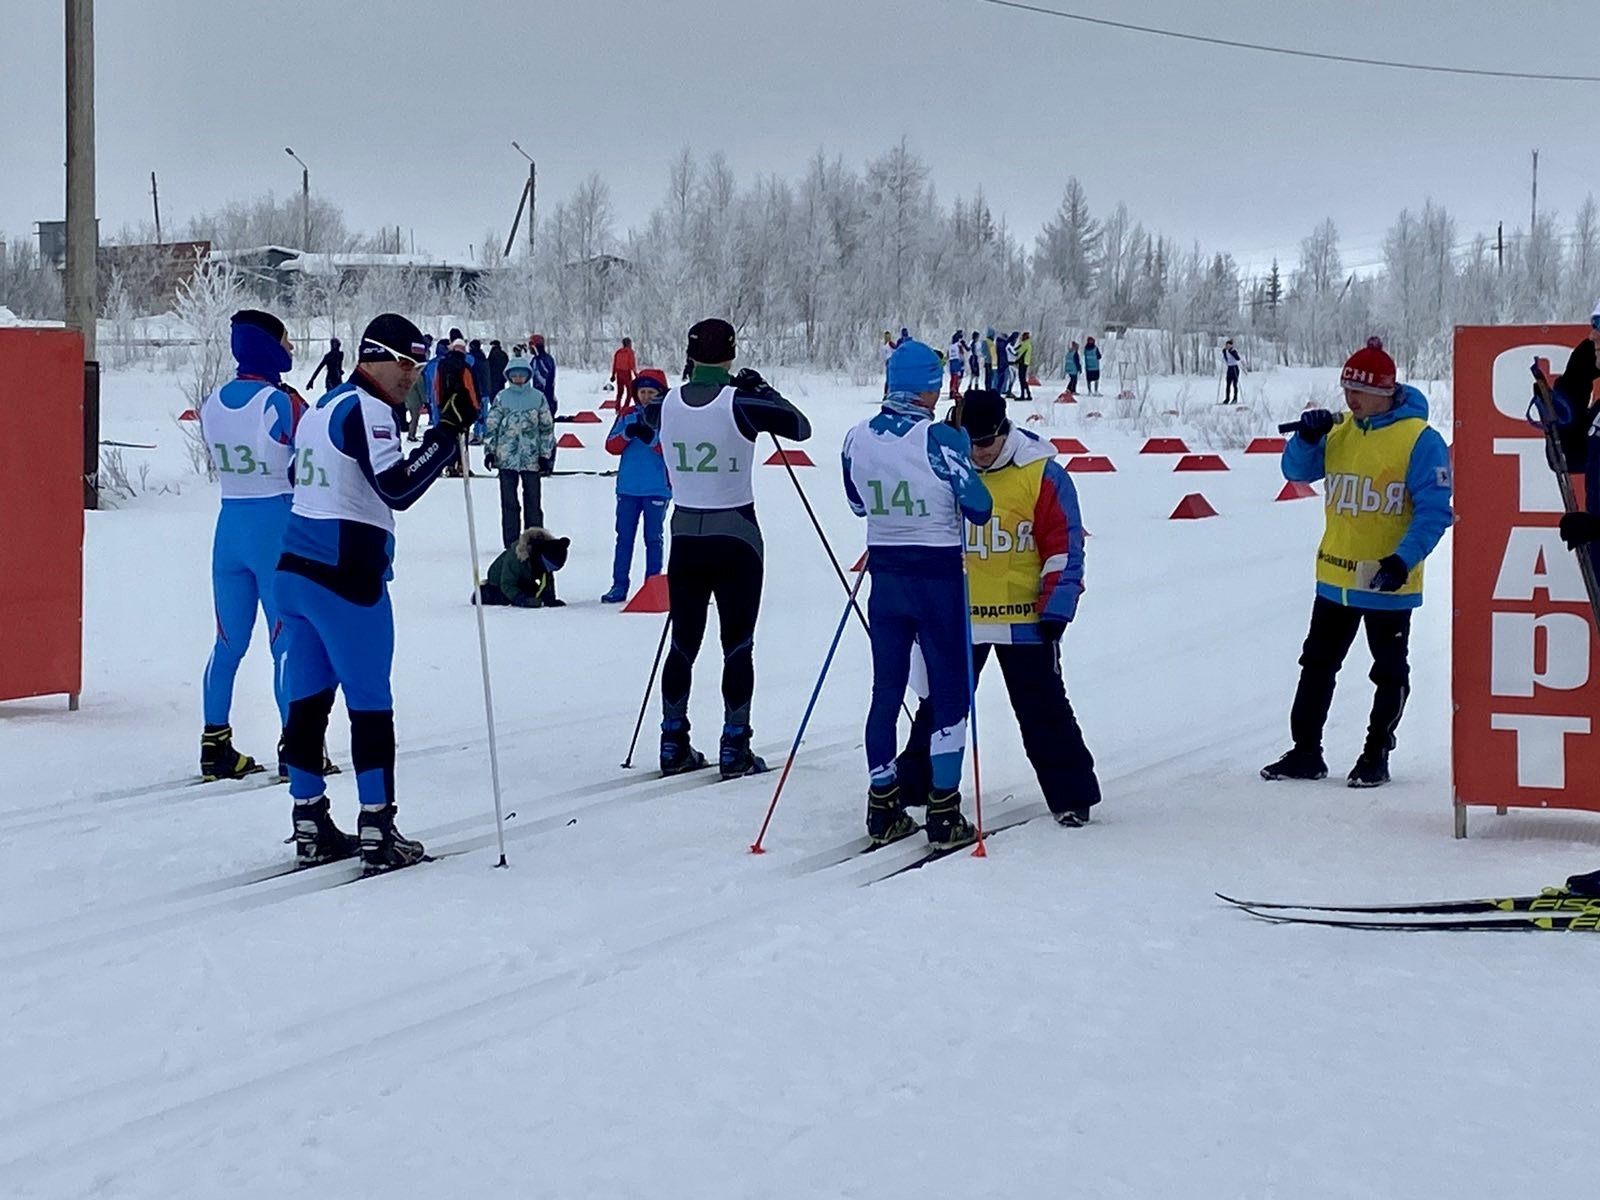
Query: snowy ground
4 361 1599 1199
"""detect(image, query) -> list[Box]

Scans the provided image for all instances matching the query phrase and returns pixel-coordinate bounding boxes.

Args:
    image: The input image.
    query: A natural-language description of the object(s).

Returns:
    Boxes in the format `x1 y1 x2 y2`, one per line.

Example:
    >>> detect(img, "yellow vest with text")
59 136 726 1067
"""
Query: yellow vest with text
966 457 1047 639
1317 416 1425 598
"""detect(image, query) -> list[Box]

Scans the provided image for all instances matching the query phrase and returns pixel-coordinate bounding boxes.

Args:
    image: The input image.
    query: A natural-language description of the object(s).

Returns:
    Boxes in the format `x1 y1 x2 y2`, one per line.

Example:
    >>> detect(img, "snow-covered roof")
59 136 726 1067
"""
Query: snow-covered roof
278 251 479 275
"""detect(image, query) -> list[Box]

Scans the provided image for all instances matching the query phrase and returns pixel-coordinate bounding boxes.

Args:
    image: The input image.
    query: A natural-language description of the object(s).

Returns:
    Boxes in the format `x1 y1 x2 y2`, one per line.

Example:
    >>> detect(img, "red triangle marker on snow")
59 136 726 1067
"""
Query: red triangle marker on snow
1055 390 1077 404
622 574 670 613
557 432 585 449
1276 481 1317 501
765 448 815 467
571 410 603 424
1174 454 1229 472
1246 436 1287 454
178 408 199 422
1170 493 1218 519
850 552 867 572
600 397 620 410
1066 455 1116 473
1141 437 1190 454
1050 437 1088 455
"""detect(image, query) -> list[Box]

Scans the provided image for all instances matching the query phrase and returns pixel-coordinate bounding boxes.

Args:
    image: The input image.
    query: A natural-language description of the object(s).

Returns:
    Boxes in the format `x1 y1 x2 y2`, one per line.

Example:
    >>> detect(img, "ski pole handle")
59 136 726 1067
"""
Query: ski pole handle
1277 421 1302 434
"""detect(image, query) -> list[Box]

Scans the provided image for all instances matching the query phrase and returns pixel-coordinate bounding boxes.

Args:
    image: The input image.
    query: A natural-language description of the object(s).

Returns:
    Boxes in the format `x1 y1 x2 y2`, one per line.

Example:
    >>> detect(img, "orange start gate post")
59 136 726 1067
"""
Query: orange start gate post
1453 324 1600 836
0 329 85 710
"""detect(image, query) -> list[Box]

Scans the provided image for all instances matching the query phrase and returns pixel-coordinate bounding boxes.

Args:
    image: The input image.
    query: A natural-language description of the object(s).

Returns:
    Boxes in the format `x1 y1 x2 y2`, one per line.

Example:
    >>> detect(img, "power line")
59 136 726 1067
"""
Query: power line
981 0 1600 83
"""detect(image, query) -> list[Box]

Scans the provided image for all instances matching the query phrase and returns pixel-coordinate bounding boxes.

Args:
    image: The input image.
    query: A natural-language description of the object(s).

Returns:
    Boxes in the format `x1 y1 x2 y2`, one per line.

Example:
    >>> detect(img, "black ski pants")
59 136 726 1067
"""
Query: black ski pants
1224 365 1240 404
662 523 764 732
1289 596 1412 755
896 640 1100 814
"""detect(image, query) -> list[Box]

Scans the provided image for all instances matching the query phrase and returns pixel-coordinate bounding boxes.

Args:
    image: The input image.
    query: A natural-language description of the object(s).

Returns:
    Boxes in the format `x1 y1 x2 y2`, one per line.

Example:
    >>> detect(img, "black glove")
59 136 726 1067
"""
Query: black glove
1037 618 1067 643
626 420 653 442
1293 409 1338 443
538 457 553 477
1559 511 1600 549
438 390 479 434
484 452 497 471
1369 554 1409 593
732 367 782 401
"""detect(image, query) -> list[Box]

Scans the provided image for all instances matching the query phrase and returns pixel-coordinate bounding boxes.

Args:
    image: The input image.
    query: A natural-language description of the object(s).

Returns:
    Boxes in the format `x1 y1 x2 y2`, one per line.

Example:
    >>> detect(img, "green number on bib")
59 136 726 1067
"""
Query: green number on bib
213 443 233 473
296 448 331 488
672 441 722 473
865 479 918 516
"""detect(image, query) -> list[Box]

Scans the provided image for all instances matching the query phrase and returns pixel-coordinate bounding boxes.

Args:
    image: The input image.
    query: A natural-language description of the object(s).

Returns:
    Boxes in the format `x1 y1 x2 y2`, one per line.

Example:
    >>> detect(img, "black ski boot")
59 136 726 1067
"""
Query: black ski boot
1347 748 1391 788
277 737 342 782
200 724 265 782
1260 747 1328 782
719 724 769 780
1565 868 1600 896
292 796 359 867
924 788 978 850
1053 807 1092 828
660 722 709 777
357 804 427 875
866 783 918 846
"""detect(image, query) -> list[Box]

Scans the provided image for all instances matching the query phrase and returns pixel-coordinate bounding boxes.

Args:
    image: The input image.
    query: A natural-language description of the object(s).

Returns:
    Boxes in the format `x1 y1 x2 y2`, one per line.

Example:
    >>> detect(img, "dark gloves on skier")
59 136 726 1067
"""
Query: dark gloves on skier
437 389 480 434
626 420 654 442
1369 555 1409 593
484 452 497 471
1037 617 1067 643
1292 409 1339 443
1559 511 1600 549
732 368 781 401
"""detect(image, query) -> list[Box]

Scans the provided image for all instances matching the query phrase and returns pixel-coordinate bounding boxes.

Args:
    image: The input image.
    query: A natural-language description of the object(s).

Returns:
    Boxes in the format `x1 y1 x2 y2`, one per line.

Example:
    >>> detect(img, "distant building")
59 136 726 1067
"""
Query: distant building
207 246 484 298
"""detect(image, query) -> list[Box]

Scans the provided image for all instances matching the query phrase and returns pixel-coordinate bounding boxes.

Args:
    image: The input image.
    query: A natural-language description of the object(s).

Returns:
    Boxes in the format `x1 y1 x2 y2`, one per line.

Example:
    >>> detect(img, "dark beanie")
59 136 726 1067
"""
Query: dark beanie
960 389 1008 441
357 313 428 363
686 318 736 365
231 309 286 342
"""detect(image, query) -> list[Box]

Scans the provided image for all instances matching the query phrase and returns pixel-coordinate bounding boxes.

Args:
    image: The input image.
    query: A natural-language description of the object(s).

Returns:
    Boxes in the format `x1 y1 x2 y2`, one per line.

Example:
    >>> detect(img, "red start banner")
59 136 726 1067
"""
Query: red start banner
1453 324 1599 836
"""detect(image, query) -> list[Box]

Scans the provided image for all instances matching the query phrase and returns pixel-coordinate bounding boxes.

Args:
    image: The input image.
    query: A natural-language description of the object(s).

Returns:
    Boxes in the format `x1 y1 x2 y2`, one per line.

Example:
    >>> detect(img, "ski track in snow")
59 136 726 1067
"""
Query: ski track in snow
8 365 1600 1198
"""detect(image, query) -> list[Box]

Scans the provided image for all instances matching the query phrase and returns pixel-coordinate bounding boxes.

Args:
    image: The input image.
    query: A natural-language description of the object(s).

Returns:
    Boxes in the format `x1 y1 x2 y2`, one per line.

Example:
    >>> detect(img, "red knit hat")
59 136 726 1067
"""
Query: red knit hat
1341 336 1396 395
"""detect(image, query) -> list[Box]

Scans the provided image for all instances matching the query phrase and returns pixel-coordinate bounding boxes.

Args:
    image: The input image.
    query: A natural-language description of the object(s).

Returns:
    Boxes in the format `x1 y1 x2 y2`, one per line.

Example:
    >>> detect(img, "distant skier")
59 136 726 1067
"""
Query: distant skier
880 331 896 396
892 390 1099 825
1064 339 1081 394
1261 337 1453 788
487 339 509 399
842 340 993 848
1015 331 1034 401
197 309 301 781
610 336 637 408
305 337 343 392
275 313 476 873
1082 336 1102 395
601 367 671 604
528 333 558 417
966 332 980 391
656 319 812 778
1222 338 1243 404
982 327 997 390
947 330 967 400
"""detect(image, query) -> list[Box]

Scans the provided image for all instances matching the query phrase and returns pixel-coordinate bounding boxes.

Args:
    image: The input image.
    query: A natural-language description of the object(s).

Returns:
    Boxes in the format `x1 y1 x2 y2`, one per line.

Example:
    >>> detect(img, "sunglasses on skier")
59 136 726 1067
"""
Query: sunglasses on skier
970 420 1011 448
360 338 424 370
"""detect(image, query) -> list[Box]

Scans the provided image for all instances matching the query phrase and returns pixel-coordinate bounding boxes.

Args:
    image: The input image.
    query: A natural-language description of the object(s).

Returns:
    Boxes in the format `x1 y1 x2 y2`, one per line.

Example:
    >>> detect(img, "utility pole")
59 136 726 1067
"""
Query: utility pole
150 171 162 244
65 0 99 510
1531 148 1540 238
1497 221 1504 270
285 146 310 251
512 141 537 256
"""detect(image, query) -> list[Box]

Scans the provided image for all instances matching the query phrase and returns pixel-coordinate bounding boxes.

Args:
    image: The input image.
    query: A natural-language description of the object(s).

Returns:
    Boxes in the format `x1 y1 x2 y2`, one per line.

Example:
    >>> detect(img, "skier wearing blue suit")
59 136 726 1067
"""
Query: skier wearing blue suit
275 313 477 873
842 339 993 848
197 309 302 782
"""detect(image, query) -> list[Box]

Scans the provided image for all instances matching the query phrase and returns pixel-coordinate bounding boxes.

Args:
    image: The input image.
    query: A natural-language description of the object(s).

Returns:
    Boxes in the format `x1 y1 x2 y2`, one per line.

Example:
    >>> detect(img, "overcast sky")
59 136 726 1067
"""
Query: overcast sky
3 0 1597 280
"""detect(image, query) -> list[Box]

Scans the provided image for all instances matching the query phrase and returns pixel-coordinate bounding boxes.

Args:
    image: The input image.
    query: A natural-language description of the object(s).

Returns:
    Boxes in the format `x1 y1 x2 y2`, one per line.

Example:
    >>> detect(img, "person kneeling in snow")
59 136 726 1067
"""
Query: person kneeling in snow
1260 337 1453 788
474 527 570 608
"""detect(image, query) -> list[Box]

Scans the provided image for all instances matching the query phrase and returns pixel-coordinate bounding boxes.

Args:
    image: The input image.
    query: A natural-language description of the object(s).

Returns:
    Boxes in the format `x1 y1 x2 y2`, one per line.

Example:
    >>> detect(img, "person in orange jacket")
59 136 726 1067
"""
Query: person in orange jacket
610 337 637 408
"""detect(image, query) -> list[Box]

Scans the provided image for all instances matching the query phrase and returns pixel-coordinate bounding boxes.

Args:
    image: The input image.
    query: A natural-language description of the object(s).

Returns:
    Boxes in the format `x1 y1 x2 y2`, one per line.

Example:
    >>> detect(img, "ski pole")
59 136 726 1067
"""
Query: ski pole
459 433 510 869
621 613 672 769
770 432 911 723
750 552 870 855
960 560 987 857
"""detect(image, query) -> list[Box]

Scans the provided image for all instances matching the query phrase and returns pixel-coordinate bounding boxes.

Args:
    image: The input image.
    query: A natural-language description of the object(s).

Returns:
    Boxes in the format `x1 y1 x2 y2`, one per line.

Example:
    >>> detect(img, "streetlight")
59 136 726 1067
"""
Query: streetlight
511 141 536 257
284 146 310 252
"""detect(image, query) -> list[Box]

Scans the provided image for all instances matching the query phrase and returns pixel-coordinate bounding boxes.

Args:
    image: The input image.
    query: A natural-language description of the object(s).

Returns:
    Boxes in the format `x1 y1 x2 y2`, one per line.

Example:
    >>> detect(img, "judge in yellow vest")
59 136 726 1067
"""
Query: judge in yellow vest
892 390 1102 826
1261 337 1453 788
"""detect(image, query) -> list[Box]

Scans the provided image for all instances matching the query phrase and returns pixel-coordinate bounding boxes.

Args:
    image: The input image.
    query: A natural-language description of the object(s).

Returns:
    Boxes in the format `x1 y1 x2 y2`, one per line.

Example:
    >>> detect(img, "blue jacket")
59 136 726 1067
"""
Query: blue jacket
1065 350 1081 375
606 405 672 499
1083 343 1101 370
1282 384 1454 611
530 348 558 415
